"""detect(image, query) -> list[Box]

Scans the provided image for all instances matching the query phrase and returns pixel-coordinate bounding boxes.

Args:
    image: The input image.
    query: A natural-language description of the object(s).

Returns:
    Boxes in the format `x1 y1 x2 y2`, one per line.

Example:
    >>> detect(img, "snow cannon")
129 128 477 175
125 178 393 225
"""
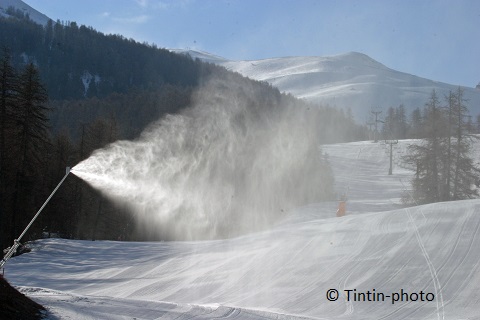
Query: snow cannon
0 167 72 270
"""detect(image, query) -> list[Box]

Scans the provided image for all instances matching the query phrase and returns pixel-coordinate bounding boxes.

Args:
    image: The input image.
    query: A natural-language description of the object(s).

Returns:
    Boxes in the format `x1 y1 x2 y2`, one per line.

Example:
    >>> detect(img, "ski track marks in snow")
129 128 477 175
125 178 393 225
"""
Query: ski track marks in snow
5 140 480 319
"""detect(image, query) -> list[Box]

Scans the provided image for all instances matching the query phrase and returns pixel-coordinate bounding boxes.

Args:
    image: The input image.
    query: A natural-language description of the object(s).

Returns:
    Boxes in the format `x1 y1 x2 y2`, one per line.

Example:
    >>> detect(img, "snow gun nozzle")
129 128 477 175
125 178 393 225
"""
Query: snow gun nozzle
66 167 71 175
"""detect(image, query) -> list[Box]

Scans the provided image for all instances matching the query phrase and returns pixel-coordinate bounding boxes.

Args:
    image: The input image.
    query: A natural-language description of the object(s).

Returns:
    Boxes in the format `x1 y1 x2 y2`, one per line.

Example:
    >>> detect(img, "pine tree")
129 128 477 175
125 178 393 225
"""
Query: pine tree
404 90 446 204
449 87 479 199
382 105 408 140
0 48 19 250
0 49 17 170
10 63 50 239
408 107 423 138
404 88 479 204
476 114 480 134
382 106 396 139
16 63 50 173
396 104 408 139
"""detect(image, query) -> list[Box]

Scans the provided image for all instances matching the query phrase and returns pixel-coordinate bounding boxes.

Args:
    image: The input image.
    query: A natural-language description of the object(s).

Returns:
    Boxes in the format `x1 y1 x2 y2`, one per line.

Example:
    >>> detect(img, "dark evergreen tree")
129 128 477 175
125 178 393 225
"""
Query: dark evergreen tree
449 87 480 200
404 88 479 204
382 105 408 140
40 130 77 238
15 63 50 173
442 91 455 200
396 104 408 139
477 114 480 134
382 106 396 139
404 90 445 204
0 48 18 250
10 63 50 241
408 107 423 138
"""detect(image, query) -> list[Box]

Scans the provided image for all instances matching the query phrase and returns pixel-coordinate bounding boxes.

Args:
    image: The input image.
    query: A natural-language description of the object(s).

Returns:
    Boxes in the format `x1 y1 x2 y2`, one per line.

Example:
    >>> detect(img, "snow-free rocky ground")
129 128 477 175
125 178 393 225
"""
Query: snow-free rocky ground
4 140 480 319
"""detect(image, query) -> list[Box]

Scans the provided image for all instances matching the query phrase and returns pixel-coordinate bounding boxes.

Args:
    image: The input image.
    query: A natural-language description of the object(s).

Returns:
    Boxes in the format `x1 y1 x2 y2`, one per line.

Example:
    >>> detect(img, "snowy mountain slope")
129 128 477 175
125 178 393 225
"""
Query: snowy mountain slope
169 48 228 64
175 50 480 122
5 140 480 319
223 52 480 121
0 0 51 25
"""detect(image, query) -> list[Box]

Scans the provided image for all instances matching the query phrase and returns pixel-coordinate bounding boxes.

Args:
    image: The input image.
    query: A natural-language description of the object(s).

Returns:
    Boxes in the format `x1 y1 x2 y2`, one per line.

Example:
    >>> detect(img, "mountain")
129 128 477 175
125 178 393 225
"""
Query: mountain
3 0 477 122
169 48 228 64
174 49 480 121
0 0 51 25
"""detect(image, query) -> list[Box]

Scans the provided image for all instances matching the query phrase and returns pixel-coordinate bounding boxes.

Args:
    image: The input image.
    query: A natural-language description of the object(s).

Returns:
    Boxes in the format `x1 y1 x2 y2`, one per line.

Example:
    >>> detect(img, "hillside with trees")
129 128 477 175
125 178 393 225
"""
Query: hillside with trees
0 11 206 100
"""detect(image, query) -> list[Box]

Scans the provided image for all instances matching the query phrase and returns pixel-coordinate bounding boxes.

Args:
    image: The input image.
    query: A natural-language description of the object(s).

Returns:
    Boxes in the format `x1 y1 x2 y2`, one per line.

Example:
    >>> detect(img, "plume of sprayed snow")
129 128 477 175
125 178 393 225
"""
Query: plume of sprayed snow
72 76 329 240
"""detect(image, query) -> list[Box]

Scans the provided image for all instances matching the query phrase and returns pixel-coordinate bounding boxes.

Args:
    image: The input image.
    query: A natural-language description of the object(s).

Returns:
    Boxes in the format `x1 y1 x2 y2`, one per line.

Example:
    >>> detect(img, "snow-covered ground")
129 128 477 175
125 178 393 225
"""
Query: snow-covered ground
173 49 480 121
4 140 480 319
0 0 51 25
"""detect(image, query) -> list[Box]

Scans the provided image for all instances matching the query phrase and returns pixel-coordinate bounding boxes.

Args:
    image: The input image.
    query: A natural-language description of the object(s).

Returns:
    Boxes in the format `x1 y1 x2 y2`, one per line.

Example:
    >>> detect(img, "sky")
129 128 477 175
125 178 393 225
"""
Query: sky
21 0 480 88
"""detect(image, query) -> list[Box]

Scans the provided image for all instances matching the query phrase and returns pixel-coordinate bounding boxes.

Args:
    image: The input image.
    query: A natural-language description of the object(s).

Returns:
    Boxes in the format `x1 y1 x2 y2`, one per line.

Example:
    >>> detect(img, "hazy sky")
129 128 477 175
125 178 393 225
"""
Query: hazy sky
22 0 480 88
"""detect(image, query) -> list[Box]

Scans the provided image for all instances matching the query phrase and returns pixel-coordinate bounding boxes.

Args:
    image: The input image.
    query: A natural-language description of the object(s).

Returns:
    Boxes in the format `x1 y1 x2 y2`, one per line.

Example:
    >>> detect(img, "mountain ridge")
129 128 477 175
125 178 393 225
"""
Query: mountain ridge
174 49 480 121
2 0 479 122
0 0 51 25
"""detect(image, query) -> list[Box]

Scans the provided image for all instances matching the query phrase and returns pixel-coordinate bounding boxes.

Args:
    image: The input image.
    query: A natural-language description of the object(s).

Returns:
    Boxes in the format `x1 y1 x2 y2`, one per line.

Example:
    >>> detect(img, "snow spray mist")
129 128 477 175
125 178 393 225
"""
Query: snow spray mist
72 75 330 240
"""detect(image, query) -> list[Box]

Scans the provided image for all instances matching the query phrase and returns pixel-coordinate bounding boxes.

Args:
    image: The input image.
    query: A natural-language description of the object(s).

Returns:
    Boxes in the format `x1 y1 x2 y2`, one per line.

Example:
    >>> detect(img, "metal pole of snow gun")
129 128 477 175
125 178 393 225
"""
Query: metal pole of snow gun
0 167 71 270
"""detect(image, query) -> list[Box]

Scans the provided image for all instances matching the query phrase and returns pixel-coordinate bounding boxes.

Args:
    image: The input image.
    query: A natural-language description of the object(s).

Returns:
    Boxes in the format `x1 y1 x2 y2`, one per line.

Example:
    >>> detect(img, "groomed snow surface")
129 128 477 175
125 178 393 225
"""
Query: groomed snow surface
5 140 480 319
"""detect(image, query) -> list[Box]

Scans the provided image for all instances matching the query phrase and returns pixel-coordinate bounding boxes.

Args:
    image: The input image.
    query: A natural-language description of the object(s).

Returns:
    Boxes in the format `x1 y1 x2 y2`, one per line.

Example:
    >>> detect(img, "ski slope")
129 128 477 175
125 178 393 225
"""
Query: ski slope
4 140 480 319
